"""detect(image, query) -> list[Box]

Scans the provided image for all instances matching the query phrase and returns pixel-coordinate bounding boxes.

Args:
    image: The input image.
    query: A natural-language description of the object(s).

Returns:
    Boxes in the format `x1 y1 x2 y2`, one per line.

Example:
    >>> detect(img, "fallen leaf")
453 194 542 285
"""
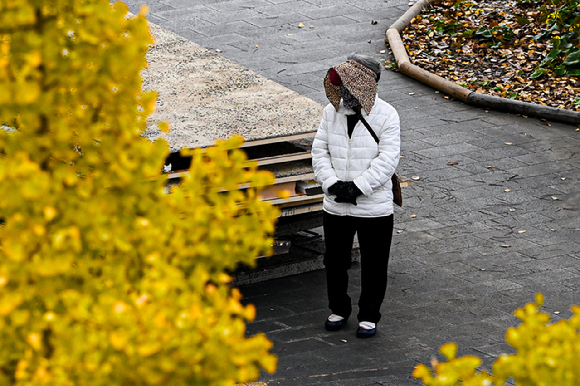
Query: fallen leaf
410 214 417 218
551 196 558 200
396 0 580 113
298 22 305 28
501 244 511 248
518 230 526 234
447 161 459 165
487 165 495 169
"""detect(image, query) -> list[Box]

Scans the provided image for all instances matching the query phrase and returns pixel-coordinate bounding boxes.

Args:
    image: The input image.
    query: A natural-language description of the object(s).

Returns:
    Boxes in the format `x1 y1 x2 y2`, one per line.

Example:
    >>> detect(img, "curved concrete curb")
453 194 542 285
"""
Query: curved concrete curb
386 0 580 125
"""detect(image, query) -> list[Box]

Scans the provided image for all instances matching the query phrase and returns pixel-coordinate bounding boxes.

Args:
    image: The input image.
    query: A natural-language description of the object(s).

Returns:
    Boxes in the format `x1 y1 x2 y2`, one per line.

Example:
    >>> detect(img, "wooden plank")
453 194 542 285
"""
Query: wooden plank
165 147 314 180
258 181 296 200
266 193 325 207
274 172 315 184
167 172 408 191
254 151 311 166
166 170 188 180
240 132 316 148
193 172 316 191
279 202 324 217
167 170 315 183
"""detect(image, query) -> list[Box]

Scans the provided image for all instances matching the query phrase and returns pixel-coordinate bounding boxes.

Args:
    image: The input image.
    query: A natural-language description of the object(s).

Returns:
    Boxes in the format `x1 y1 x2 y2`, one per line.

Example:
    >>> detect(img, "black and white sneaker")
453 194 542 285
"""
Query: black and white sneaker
356 321 376 338
325 314 348 331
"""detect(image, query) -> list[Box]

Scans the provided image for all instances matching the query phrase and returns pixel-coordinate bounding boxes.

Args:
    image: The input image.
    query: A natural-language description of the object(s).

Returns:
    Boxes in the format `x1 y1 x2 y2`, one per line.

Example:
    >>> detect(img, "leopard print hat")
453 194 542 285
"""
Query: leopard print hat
323 60 378 115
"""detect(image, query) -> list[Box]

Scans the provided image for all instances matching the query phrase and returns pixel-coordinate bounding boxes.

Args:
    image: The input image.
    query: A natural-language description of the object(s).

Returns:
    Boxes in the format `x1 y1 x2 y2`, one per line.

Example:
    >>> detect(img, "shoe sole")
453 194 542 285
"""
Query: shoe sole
356 329 376 338
325 320 348 331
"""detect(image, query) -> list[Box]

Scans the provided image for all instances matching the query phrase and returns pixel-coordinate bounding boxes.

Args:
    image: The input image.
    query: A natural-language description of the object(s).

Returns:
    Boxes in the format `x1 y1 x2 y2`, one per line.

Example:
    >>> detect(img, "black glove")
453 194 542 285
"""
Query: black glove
344 181 362 198
328 181 347 195
335 194 357 205
333 181 362 206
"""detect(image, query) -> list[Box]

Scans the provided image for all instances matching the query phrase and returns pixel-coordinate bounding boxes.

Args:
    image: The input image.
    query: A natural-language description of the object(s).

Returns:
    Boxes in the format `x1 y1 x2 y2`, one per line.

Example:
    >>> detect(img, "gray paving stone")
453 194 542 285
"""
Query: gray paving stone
474 342 517 358
146 13 169 25
246 12 311 28
246 320 292 336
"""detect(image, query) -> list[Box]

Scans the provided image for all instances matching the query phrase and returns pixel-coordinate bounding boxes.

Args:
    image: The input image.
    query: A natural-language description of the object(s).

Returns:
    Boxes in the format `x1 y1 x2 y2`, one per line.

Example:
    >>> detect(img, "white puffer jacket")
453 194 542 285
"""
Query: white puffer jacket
312 95 400 217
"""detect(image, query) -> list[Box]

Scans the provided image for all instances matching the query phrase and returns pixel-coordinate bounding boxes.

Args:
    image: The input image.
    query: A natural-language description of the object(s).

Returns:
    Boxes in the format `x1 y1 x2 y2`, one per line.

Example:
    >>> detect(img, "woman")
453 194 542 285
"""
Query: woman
311 54 400 338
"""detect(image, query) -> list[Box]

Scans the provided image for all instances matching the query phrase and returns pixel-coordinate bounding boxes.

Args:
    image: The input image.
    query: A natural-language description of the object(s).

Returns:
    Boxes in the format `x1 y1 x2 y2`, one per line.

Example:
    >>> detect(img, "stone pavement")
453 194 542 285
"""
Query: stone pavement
121 0 580 384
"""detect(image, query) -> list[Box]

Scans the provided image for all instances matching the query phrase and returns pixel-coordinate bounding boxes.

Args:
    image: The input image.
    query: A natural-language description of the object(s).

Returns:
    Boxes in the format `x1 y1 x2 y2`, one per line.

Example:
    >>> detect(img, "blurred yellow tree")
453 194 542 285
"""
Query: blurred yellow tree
413 294 580 386
0 1 278 385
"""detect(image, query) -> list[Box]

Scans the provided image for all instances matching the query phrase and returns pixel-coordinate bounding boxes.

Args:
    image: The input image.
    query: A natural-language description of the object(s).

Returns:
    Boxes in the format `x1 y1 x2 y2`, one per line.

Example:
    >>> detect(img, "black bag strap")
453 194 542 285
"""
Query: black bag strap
357 113 380 144
355 111 402 206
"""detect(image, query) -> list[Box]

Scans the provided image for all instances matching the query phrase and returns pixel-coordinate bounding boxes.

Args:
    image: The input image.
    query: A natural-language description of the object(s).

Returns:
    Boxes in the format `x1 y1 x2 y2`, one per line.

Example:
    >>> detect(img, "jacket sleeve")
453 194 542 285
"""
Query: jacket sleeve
312 107 339 194
353 110 400 197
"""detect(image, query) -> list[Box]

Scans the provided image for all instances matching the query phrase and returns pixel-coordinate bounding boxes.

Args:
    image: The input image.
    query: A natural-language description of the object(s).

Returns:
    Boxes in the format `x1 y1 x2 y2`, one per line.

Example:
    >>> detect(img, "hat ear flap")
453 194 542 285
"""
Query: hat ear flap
324 68 341 111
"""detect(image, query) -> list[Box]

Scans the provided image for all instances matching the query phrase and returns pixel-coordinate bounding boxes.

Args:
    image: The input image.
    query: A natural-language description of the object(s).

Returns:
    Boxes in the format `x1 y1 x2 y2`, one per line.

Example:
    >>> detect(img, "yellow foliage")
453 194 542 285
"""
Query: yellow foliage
413 342 493 386
0 1 279 385
414 295 580 386
493 296 580 386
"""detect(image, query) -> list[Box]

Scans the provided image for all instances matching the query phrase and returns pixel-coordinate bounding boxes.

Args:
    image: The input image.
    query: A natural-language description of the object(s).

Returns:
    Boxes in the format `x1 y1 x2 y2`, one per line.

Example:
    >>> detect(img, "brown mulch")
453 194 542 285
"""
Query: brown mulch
389 0 580 111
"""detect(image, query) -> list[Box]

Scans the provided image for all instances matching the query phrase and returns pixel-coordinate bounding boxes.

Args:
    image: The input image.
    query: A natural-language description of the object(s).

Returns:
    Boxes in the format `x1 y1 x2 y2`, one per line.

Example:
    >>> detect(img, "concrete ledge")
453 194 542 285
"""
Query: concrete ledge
386 1 580 125
232 256 325 286
467 92 580 123
389 0 431 33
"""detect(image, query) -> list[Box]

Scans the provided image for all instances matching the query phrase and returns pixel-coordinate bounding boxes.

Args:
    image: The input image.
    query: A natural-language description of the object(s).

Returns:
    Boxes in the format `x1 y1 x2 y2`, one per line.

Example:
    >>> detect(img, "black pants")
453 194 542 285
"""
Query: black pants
323 212 394 324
